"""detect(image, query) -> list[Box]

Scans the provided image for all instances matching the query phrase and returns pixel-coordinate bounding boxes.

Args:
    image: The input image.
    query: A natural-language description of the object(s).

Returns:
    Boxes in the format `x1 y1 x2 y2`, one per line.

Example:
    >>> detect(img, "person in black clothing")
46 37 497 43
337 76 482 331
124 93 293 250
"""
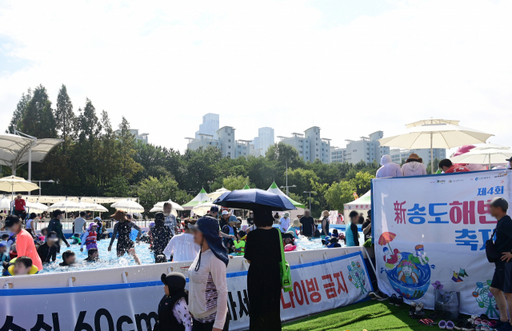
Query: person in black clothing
300 209 315 237
154 272 192 331
47 210 70 252
320 210 330 237
489 197 512 331
358 213 365 225
245 205 282 331
362 210 372 242
108 210 142 265
152 212 171 263
37 231 59 263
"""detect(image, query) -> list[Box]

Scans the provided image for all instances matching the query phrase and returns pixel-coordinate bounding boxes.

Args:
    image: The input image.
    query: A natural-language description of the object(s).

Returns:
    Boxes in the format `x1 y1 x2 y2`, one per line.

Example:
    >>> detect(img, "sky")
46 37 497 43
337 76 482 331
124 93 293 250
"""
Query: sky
0 0 511 153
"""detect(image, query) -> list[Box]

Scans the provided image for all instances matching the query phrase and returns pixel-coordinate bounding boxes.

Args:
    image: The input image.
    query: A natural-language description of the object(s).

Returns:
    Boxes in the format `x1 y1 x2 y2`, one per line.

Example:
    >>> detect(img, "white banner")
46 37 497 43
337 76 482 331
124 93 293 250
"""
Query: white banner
373 170 511 317
0 252 371 330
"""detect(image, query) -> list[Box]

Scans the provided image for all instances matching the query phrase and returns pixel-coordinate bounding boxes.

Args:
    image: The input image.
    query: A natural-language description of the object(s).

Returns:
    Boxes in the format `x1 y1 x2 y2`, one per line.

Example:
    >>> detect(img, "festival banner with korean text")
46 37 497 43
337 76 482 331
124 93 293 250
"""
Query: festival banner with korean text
373 170 512 316
0 252 371 331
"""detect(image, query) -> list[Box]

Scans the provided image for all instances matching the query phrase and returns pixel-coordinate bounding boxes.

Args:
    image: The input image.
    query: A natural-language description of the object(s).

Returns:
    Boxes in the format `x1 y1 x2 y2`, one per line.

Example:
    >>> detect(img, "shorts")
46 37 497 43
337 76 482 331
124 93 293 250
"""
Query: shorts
491 262 512 293
116 241 134 256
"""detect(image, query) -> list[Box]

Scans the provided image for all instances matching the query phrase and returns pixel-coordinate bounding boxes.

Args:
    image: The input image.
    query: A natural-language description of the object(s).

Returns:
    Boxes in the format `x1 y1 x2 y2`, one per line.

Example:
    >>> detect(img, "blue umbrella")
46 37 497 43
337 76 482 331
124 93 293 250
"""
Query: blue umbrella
213 189 297 211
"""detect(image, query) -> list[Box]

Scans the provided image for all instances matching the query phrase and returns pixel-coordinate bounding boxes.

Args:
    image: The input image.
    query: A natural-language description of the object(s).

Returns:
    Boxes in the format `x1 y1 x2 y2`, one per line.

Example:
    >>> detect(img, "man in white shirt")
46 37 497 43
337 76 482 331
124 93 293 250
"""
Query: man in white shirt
164 220 199 262
279 212 291 232
163 202 177 236
73 212 87 234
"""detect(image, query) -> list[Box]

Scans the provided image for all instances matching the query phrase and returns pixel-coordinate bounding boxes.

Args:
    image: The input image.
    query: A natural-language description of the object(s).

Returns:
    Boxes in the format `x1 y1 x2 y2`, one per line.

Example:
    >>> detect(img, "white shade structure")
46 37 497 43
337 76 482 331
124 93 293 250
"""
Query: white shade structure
26 202 48 213
192 202 218 217
0 197 11 210
451 145 512 167
111 199 144 213
183 188 209 209
379 119 493 173
151 200 184 211
78 202 109 212
0 176 39 196
207 187 231 201
48 200 83 212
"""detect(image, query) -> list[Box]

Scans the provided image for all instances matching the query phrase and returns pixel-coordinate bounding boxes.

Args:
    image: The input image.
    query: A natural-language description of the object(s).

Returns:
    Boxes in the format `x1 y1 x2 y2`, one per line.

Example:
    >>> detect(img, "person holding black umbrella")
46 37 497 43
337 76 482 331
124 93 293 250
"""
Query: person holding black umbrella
244 205 282 331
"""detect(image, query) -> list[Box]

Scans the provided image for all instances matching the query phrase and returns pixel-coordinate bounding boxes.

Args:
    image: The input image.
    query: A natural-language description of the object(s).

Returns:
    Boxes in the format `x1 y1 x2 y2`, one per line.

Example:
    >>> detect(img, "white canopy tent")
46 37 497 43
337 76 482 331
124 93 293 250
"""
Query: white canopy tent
343 190 372 223
192 202 218 217
183 188 210 209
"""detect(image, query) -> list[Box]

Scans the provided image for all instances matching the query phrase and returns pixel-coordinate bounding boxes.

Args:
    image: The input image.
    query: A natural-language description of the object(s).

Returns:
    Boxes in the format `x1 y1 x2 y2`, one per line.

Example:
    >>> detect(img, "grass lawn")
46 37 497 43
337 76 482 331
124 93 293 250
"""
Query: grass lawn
282 299 436 331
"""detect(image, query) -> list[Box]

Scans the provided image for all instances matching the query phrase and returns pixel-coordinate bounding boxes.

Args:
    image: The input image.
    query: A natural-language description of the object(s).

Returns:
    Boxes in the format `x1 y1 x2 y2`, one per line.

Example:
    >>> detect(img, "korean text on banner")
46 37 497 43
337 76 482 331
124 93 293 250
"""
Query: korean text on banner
373 170 512 317
0 252 371 331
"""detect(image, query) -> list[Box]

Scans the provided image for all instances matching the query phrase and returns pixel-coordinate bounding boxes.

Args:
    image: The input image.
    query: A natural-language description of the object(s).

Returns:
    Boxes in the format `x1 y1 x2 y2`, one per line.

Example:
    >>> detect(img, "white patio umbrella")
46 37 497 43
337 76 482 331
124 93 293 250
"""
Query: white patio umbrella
192 202 218 217
111 199 144 213
0 175 39 198
48 200 82 212
26 201 48 214
0 197 12 211
379 119 493 173
207 187 231 201
149 206 178 216
151 200 184 211
451 145 512 168
78 202 109 212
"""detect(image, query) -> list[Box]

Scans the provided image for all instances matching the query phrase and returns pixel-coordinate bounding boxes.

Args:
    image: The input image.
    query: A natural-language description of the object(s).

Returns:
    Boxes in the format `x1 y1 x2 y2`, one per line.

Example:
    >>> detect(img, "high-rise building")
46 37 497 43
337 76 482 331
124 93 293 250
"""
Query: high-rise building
279 127 331 163
195 113 219 139
253 127 274 156
114 128 149 144
186 126 255 159
330 131 388 164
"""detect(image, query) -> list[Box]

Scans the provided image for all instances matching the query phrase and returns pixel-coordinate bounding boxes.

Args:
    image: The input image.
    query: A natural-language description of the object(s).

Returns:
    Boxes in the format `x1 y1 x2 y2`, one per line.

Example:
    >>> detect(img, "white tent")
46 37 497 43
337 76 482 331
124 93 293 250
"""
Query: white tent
343 190 372 223
207 188 231 201
183 188 210 209
192 202 218 217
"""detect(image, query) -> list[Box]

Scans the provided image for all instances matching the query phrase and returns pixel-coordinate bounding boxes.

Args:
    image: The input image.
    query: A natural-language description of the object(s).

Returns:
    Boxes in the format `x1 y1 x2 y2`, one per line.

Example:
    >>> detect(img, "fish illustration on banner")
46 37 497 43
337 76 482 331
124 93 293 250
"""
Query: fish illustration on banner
378 232 432 300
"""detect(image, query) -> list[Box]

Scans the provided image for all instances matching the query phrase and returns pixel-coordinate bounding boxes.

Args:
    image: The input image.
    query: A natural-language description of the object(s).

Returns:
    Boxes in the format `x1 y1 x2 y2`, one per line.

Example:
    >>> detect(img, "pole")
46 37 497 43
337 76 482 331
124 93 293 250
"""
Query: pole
39 181 42 196
28 148 32 195
285 159 289 196
430 132 434 174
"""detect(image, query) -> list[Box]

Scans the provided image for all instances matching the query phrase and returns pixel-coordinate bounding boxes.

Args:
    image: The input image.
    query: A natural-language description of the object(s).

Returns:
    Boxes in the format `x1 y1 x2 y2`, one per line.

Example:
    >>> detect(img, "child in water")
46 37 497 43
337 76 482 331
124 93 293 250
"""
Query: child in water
4 256 38 276
84 248 99 262
70 233 81 245
154 272 192 331
59 250 76 267
80 223 98 253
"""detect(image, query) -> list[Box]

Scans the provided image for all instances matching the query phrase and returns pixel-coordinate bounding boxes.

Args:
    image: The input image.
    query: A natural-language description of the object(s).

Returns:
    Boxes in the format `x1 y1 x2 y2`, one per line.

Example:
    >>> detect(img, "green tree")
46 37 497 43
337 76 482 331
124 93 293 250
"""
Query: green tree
287 168 319 195
137 176 192 212
20 85 57 138
212 175 251 191
54 84 75 152
348 171 374 196
325 180 357 211
7 88 32 134
105 175 131 197
116 117 143 180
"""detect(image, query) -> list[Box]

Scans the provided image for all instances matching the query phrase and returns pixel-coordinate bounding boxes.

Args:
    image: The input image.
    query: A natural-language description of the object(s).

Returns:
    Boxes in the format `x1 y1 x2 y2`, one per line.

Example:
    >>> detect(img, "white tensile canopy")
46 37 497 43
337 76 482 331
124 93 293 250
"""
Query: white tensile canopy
183 188 209 209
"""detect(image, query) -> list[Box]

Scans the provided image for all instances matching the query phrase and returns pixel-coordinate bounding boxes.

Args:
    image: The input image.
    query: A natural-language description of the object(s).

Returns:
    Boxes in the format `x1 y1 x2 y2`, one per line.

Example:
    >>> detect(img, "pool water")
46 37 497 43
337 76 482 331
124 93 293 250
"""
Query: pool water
38 236 331 274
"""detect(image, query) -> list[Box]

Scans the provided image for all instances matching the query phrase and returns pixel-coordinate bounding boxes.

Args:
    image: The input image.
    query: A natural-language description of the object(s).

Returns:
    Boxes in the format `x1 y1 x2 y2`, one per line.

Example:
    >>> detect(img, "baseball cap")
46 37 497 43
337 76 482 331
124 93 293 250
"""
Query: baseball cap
506 158 512 162
210 206 219 213
490 197 509 211
222 210 229 215
94 217 101 221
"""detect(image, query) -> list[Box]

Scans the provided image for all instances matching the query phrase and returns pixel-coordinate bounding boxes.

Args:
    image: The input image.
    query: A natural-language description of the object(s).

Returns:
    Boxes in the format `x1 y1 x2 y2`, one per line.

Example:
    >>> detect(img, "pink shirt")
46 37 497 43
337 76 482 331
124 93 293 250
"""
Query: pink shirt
16 229 43 271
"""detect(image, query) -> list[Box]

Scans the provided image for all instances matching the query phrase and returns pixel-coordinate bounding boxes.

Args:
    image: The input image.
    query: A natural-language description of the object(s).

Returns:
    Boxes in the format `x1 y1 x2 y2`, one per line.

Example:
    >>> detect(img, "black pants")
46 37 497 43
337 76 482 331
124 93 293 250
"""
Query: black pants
192 318 229 331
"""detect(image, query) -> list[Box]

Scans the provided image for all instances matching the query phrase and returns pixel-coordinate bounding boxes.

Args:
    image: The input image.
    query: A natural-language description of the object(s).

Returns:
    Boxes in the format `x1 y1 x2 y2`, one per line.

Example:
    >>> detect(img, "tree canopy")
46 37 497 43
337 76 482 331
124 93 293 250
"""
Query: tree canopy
5 84 380 217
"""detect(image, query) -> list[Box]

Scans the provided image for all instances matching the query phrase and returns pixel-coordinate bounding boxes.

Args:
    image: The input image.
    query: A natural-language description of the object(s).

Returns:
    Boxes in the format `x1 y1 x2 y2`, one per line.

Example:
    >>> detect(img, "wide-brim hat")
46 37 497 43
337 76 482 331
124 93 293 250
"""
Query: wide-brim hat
406 153 423 163
189 216 229 266
291 218 301 227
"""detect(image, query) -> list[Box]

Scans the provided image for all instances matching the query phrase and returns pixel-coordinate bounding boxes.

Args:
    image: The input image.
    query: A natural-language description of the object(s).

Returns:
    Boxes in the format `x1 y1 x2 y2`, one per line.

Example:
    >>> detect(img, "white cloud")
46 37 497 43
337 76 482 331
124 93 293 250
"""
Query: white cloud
0 0 511 152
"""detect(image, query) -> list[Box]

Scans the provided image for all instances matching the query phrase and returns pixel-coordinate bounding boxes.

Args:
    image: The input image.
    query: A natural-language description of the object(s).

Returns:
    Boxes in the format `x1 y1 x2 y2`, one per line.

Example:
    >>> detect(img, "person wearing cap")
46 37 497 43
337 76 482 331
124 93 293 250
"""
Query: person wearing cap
488 197 512 330
37 231 59 263
47 210 70 251
188 215 229 331
244 205 282 330
155 272 192 331
80 223 98 253
108 210 142 265
152 212 172 263
221 216 237 253
164 219 200 262
5 215 43 271
12 193 26 218
73 211 87 235
320 210 330 237
401 153 427 176
279 212 291 233
376 155 403 178
289 217 301 234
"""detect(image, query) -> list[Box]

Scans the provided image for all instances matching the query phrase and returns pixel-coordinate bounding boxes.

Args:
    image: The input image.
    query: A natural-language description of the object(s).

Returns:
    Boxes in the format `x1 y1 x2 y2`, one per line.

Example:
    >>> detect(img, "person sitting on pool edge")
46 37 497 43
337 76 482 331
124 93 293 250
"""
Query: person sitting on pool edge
59 250 76 267
84 248 100 262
